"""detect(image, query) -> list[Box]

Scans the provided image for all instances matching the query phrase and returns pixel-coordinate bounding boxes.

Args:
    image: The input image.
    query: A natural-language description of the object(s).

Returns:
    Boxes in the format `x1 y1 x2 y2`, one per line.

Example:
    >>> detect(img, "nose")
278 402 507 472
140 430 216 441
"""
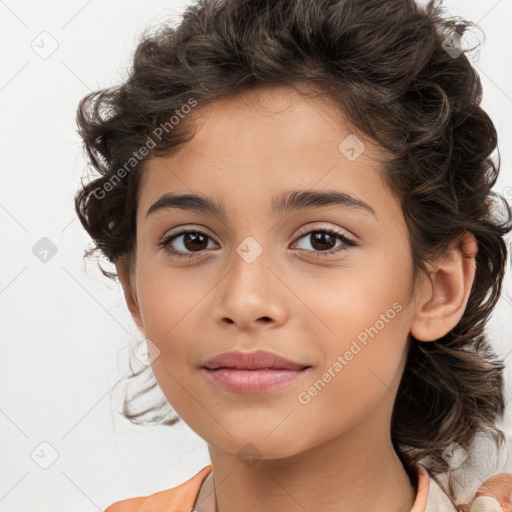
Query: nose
213 244 288 331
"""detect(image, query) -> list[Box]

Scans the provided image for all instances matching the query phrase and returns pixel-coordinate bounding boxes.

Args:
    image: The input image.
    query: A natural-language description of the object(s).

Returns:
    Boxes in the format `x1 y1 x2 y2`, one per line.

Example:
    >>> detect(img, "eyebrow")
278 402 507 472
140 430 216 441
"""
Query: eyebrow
145 189 376 219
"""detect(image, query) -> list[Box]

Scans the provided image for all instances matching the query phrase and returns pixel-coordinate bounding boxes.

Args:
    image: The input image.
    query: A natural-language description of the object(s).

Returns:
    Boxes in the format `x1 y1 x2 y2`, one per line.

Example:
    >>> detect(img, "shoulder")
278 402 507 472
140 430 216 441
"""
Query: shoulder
468 471 512 511
104 465 212 512
416 462 512 512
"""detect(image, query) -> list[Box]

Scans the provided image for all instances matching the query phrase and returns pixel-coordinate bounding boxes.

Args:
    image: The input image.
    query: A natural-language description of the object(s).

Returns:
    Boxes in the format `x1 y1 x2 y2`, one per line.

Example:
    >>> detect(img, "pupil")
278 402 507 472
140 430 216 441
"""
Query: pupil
311 232 334 251
185 232 207 251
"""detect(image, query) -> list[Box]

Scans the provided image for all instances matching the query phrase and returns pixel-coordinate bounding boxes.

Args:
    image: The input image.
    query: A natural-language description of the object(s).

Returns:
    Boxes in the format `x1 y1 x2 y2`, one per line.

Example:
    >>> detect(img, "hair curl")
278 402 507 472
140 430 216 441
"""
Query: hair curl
74 0 512 506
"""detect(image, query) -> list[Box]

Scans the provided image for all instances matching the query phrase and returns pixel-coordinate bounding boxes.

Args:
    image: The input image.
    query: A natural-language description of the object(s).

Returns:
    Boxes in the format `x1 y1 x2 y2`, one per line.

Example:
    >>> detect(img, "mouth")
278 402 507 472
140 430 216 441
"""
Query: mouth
201 349 311 371
200 349 312 393
200 367 311 393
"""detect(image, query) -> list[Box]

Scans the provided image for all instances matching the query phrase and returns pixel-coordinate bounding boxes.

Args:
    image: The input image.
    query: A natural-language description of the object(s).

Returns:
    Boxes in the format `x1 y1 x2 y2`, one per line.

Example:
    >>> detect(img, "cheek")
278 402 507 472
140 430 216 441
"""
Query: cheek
287 346 403 452
305 254 412 346
134 265 220 410
300 253 413 403
291 294 411 449
138 271 200 420
136 266 207 345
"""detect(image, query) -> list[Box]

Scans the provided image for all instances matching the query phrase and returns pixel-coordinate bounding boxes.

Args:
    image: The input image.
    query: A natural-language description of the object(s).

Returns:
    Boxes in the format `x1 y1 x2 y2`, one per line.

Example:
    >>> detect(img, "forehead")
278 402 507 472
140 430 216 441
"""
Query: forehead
178 84 355 155
138 84 393 217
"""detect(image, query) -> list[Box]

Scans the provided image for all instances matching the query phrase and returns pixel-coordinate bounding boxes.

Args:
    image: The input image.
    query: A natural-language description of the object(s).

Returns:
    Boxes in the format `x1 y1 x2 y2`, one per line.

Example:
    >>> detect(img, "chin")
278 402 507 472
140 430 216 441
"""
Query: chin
209 433 306 463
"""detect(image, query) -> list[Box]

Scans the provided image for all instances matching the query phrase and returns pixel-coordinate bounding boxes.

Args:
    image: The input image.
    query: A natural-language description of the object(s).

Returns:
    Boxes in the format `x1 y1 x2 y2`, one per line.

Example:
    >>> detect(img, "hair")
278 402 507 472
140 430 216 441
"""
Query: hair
74 0 512 508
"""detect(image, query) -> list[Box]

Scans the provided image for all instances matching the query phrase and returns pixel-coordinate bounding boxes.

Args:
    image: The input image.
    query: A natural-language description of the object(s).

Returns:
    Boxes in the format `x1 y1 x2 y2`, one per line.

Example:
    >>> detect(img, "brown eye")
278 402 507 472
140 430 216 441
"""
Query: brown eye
159 229 218 257
293 228 357 258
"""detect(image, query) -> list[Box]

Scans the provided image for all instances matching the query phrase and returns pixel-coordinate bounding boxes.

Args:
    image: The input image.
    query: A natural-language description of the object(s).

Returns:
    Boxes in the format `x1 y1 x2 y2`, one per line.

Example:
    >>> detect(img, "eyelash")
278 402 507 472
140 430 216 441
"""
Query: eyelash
157 227 357 259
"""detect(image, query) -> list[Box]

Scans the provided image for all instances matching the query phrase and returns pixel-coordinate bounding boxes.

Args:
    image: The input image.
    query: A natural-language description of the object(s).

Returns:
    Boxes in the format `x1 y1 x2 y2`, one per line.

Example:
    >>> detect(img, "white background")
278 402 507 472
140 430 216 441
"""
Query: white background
1 0 511 510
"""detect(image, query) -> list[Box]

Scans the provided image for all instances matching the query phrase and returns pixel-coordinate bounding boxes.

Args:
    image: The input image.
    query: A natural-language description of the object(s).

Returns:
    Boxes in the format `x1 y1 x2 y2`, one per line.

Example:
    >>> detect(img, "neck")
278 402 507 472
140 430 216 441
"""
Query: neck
195 428 416 512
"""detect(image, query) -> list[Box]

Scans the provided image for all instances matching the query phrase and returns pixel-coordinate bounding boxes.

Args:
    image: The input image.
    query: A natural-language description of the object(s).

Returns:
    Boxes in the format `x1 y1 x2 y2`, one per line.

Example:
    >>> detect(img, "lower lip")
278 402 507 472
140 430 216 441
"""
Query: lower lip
201 368 309 393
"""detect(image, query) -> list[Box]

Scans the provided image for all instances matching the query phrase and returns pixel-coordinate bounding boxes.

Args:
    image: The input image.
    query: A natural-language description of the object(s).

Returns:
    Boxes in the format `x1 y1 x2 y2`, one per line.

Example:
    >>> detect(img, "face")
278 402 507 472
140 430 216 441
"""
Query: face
124 84 420 460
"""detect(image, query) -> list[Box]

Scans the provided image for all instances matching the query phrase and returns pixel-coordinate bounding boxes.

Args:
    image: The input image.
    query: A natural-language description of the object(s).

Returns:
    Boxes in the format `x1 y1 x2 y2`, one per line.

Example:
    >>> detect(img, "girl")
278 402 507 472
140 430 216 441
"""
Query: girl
74 0 512 510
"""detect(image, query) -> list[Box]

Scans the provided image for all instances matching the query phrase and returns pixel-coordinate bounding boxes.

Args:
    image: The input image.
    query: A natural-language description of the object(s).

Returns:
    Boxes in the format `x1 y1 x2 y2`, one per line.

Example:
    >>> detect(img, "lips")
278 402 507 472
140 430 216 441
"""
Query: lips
201 349 310 371
200 349 312 393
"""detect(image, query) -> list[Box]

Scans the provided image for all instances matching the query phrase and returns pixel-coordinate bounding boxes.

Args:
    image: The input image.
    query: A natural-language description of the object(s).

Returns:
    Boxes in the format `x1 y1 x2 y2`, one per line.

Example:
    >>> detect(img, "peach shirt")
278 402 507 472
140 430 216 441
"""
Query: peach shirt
104 463 512 512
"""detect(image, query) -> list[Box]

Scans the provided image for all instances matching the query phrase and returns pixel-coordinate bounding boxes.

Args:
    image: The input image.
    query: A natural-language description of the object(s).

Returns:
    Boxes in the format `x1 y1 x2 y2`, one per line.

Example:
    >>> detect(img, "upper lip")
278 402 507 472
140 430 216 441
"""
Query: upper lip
201 350 310 370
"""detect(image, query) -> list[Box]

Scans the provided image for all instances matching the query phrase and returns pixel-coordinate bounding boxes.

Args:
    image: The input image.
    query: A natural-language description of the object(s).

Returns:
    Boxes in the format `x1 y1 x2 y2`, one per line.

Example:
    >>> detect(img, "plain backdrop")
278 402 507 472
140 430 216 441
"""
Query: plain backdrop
1 0 511 510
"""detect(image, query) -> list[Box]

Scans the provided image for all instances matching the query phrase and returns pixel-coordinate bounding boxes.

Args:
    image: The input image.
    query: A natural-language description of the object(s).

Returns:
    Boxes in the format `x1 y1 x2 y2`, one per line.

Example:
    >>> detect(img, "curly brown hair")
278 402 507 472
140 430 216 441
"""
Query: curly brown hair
74 0 512 505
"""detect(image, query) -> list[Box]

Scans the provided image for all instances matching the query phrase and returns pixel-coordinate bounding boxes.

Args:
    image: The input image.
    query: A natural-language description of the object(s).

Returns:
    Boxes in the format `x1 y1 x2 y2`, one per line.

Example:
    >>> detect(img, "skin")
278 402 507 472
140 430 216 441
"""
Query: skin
116 84 477 512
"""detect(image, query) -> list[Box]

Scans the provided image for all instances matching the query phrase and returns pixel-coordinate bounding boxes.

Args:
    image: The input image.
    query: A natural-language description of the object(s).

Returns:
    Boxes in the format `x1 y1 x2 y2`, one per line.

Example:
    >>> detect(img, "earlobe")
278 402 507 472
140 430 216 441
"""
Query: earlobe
410 232 478 342
115 255 144 333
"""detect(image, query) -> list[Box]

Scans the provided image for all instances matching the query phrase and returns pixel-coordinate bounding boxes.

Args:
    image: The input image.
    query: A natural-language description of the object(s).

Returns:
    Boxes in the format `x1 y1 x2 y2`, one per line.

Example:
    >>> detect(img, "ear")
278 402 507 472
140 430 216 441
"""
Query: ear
115 255 144 333
410 231 478 342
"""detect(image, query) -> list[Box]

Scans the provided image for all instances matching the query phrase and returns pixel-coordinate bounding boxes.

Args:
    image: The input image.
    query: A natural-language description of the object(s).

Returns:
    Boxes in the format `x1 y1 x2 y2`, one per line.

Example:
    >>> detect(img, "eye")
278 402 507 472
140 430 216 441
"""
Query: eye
292 228 357 258
158 229 218 258
157 226 357 259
